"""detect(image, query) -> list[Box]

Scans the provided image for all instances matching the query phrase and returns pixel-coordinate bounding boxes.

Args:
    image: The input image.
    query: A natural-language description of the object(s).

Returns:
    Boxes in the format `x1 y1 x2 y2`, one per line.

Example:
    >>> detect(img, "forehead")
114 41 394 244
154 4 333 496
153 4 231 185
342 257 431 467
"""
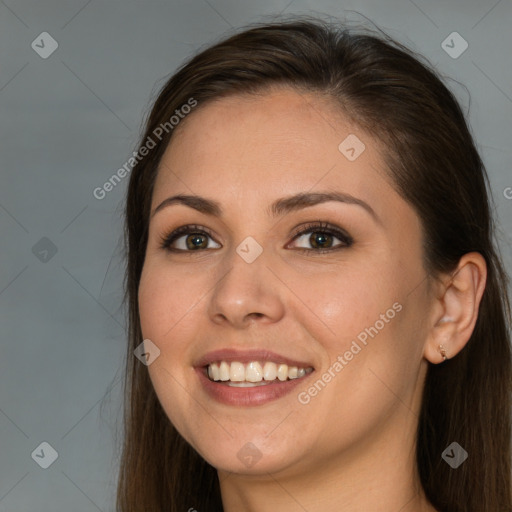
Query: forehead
156 90 381 188
151 88 410 230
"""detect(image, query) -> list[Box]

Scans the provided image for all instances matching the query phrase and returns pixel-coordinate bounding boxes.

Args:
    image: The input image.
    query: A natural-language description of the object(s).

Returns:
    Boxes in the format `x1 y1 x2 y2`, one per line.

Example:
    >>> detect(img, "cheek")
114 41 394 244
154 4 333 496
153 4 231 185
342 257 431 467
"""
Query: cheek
137 263 202 437
316 278 428 424
302 261 412 389
138 261 205 341
303 263 400 343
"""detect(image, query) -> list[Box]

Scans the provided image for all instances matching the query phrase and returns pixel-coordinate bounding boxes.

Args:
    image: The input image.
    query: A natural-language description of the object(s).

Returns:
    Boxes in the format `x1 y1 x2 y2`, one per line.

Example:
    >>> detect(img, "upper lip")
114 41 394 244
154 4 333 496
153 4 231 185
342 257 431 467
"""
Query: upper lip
195 348 315 369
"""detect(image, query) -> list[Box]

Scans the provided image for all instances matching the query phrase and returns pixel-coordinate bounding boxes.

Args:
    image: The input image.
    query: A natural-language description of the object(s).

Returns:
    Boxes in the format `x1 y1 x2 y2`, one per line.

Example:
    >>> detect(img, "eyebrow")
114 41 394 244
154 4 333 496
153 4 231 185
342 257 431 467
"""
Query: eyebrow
151 191 379 223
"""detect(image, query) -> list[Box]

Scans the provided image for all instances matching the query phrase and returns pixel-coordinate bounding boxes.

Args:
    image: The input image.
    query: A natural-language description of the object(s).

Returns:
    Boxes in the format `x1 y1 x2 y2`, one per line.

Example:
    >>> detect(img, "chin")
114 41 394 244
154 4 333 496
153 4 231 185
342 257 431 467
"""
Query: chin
191 433 305 476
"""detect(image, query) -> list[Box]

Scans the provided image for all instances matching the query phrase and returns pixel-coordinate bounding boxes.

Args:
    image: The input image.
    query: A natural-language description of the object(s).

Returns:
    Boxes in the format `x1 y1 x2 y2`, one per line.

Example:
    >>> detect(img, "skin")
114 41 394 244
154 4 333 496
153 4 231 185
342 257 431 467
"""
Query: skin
138 88 486 512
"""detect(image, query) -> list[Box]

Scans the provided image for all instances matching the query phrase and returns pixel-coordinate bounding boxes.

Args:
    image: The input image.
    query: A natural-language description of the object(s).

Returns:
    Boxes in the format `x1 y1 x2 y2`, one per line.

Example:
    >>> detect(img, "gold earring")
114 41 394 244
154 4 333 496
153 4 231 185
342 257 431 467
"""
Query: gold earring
439 344 447 361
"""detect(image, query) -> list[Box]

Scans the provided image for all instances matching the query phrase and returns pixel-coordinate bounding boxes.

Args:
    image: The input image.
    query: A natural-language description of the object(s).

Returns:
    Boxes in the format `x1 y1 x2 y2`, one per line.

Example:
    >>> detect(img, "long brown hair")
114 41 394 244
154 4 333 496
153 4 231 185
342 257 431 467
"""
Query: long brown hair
117 17 512 511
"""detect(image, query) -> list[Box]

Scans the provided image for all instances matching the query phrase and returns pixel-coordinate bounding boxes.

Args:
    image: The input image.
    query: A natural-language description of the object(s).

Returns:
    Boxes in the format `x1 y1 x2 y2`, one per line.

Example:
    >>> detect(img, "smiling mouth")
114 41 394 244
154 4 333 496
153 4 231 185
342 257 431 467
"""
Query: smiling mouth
206 360 314 387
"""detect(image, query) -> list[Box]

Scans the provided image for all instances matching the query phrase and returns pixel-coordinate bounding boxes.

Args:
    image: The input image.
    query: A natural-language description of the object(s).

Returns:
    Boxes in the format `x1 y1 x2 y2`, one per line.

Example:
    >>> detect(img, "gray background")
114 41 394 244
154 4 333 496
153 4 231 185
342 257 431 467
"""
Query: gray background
0 0 511 510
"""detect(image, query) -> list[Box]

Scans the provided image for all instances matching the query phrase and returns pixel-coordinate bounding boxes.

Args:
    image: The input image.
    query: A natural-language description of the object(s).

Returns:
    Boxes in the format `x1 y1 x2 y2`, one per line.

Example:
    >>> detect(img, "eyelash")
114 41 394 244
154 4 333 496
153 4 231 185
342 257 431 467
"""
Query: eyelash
159 221 354 254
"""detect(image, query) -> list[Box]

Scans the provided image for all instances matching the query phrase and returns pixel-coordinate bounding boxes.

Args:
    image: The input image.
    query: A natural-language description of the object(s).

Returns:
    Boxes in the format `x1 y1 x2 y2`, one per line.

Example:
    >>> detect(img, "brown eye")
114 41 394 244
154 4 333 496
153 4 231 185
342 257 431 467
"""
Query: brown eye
161 225 221 252
289 222 353 253
184 233 209 250
308 232 334 249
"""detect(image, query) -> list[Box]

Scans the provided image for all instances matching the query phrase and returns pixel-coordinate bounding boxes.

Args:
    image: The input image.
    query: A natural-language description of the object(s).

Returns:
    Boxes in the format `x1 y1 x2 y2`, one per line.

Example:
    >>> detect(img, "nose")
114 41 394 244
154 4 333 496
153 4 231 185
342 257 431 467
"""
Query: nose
207 247 285 329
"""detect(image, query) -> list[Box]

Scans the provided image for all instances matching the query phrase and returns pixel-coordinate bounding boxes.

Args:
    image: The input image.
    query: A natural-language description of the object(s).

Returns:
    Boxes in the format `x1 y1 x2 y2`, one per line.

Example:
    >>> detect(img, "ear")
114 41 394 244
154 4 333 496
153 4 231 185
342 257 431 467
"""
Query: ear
424 252 487 364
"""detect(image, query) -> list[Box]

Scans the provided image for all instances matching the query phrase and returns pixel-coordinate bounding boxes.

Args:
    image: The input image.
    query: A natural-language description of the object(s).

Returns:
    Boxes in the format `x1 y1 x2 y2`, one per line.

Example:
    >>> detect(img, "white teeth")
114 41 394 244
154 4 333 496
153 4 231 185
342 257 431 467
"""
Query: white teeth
208 363 220 381
263 361 277 381
230 361 245 381
206 360 313 383
277 364 288 381
219 361 230 381
227 381 273 387
245 362 263 382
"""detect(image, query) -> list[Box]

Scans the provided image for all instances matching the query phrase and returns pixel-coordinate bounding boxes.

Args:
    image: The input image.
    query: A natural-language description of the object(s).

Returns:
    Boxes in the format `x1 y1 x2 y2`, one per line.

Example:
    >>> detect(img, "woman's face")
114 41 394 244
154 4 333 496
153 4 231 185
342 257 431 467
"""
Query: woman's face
138 88 434 477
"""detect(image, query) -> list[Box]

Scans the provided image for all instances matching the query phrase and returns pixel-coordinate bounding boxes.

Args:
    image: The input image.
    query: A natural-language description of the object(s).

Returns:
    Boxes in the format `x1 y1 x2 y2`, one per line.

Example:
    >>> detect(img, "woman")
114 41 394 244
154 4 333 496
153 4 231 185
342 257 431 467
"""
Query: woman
116 17 512 512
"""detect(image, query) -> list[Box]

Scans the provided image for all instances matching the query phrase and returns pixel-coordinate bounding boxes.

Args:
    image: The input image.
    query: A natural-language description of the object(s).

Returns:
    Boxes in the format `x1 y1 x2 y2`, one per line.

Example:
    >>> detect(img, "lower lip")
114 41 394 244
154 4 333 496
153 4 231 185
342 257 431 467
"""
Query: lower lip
195 367 314 406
